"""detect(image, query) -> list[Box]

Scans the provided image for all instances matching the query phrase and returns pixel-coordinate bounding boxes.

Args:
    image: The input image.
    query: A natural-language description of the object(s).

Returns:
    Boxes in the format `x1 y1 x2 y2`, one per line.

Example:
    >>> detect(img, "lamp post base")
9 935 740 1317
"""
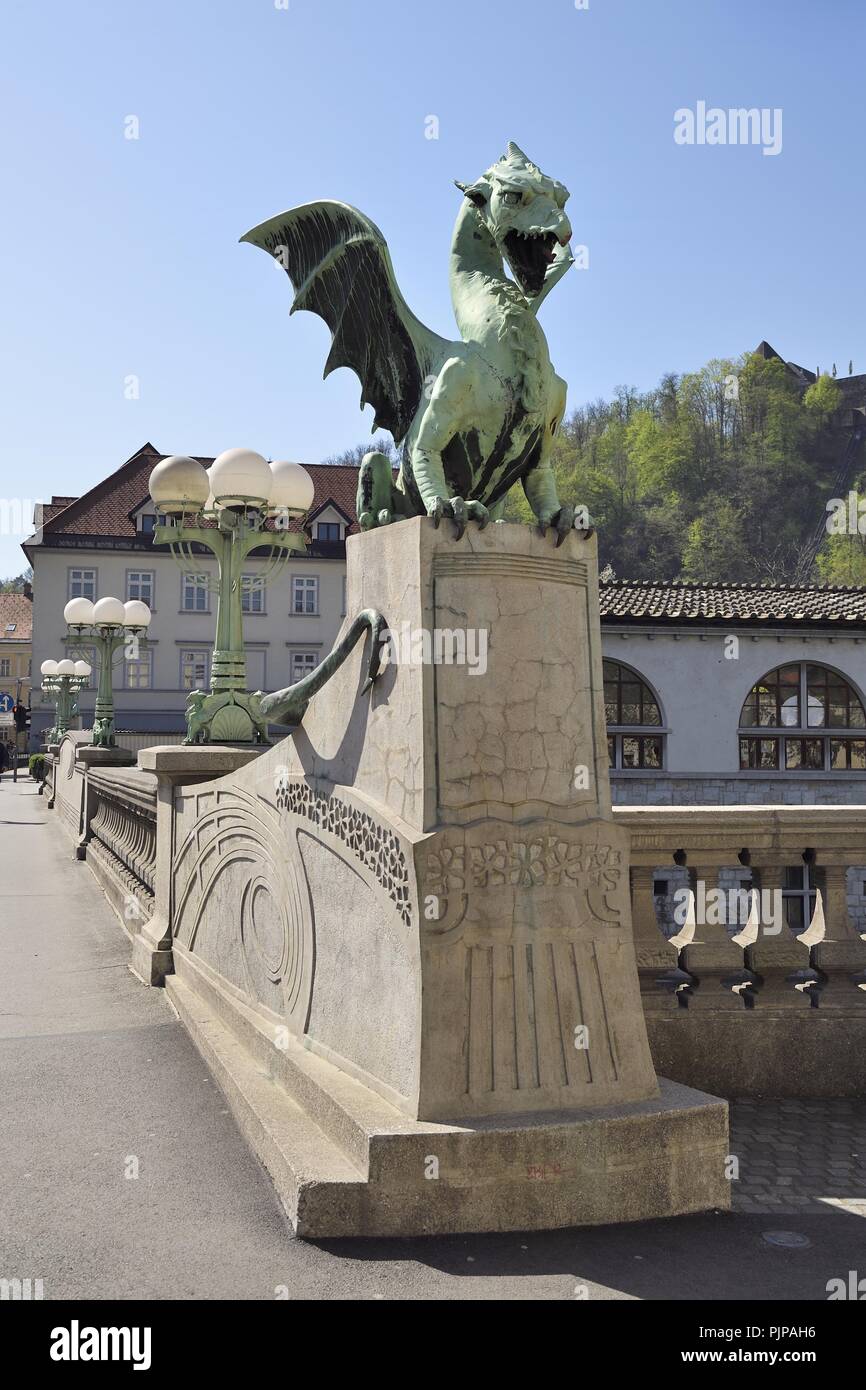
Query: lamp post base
184 689 270 746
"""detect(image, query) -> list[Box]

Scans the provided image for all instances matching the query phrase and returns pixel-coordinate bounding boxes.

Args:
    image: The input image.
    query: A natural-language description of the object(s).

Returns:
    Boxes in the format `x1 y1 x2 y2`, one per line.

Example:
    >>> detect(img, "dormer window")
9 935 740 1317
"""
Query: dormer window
316 521 342 542
138 513 157 534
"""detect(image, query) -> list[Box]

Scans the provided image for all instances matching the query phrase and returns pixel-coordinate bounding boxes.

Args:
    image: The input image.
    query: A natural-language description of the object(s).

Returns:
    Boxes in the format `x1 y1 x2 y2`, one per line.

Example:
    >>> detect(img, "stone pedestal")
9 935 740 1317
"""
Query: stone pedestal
76 745 136 768
162 519 728 1233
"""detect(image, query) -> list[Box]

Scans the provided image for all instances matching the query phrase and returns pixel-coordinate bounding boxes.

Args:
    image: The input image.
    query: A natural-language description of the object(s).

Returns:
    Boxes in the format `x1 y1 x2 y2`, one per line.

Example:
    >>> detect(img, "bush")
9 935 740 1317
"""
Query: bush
28 753 47 782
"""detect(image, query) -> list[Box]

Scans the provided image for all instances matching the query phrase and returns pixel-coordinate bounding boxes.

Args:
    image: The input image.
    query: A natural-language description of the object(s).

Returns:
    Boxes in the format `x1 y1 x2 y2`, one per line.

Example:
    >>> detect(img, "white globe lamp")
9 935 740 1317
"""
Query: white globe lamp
149 456 210 516
209 448 272 507
267 460 315 516
123 600 152 629
64 597 95 626
92 596 126 628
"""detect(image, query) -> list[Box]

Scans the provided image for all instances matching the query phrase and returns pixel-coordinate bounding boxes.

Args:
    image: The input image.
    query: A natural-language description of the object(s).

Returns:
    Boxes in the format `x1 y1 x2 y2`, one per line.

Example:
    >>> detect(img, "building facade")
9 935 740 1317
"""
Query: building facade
0 589 32 705
24 443 356 746
601 579 866 806
0 588 32 755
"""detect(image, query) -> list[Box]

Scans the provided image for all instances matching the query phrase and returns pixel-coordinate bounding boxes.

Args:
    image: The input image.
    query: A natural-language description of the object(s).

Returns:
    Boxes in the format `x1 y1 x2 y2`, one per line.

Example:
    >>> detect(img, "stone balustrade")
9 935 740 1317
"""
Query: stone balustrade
614 804 866 1097
82 767 158 932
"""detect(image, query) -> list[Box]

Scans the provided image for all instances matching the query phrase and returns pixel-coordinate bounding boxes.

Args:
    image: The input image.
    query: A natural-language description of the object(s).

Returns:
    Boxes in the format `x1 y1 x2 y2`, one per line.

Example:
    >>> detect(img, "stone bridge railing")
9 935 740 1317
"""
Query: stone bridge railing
43 751 866 1099
83 767 158 932
613 805 866 1097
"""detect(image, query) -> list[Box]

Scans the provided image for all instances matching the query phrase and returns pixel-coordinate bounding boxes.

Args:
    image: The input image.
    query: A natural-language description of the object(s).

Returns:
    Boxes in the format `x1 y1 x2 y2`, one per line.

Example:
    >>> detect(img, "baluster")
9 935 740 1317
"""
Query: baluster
813 862 866 997
747 863 812 1005
680 863 747 1009
631 866 678 976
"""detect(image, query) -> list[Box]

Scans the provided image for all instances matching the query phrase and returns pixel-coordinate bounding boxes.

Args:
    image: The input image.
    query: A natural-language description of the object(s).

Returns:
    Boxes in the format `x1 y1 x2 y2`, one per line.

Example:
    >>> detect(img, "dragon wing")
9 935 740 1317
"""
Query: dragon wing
241 201 450 443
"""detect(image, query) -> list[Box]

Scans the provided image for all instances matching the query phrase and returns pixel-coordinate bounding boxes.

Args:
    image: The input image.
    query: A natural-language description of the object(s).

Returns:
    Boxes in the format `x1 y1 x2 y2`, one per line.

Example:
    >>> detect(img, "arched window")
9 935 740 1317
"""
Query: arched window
738 663 866 771
603 660 664 769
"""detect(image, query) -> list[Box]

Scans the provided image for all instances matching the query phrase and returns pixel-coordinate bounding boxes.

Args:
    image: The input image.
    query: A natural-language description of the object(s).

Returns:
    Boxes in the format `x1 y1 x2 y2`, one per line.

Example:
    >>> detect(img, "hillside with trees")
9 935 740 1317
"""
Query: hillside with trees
502 350 852 583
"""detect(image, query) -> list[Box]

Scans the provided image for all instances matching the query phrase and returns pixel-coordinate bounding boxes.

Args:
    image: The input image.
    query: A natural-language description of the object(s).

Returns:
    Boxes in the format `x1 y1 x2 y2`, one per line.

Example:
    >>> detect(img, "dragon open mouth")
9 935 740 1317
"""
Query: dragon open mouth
503 228 559 298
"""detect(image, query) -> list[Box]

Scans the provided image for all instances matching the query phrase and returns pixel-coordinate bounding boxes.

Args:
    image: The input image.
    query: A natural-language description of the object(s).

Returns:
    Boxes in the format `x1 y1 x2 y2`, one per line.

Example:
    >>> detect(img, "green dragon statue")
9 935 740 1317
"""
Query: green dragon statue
241 142 585 545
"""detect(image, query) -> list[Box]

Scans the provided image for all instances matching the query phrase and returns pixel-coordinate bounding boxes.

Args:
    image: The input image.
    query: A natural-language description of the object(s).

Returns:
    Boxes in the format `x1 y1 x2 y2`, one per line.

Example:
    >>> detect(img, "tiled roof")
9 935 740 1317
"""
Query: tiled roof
40 498 80 526
0 592 33 642
600 580 866 628
39 443 367 539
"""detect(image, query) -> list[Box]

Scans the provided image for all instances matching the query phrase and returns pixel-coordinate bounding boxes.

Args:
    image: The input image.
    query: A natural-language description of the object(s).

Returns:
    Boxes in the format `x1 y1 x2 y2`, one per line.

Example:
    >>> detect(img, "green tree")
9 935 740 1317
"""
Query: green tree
803 373 841 417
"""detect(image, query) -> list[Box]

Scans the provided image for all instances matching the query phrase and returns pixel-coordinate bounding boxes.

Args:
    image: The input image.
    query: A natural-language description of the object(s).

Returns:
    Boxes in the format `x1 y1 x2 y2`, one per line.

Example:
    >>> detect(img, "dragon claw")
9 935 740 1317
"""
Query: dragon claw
538 505 582 547
428 497 488 541
465 499 490 532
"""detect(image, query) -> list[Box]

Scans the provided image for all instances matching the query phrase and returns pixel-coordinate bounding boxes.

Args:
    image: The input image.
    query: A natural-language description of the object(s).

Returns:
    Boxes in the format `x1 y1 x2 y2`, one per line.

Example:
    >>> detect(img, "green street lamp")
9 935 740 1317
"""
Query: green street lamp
40 657 91 744
63 596 152 748
148 449 314 745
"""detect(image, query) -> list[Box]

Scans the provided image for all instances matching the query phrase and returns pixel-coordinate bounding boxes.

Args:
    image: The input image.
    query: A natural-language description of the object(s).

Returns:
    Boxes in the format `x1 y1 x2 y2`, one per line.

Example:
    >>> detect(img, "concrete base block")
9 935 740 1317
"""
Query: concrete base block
166 949 730 1238
129 934 174 987
129 910 173 986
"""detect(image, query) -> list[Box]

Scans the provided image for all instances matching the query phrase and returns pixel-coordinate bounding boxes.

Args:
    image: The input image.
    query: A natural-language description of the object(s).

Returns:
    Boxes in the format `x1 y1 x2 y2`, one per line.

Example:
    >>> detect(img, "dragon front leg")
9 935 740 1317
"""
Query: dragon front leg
412 357 490 541
357 452 412 529
522 459 594 548
258 608 388 728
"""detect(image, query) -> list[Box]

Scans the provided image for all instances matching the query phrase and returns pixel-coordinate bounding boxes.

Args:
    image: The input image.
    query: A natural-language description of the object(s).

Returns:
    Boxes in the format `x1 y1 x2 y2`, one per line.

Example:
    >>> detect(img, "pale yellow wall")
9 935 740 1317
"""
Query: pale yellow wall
29 542 346 737
0 640 32 702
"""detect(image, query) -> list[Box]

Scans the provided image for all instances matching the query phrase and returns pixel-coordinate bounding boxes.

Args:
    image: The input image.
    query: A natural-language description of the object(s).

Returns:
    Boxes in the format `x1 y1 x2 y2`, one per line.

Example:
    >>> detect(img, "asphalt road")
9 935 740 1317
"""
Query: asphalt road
0 776 861 1301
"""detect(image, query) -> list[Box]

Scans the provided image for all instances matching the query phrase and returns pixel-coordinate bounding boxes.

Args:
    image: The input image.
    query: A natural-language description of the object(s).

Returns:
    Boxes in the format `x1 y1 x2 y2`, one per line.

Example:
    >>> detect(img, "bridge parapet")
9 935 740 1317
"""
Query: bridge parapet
617 802 866 1095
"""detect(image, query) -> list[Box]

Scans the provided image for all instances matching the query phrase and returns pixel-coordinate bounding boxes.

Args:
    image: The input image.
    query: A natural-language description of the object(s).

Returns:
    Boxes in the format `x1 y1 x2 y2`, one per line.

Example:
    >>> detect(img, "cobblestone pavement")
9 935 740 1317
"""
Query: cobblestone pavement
731 1098 866 1216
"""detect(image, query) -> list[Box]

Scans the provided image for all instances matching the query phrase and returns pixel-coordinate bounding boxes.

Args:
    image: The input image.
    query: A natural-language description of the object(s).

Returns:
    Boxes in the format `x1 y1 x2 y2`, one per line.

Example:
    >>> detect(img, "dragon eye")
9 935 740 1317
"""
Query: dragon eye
501 191 522 206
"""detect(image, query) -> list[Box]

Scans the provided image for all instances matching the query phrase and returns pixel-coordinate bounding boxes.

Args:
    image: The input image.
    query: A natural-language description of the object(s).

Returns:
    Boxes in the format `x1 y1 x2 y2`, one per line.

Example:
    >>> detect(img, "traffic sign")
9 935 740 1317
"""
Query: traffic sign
0 693 13 713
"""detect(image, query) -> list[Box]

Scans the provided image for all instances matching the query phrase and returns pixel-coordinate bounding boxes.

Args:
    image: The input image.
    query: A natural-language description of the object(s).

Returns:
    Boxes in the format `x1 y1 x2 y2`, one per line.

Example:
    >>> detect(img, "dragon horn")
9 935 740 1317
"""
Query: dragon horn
454 178 490 207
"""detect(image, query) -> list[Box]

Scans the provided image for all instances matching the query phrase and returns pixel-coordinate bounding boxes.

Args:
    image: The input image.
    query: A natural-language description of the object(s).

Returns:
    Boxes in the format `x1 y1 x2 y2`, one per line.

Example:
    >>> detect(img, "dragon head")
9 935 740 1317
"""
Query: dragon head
456 142 573 299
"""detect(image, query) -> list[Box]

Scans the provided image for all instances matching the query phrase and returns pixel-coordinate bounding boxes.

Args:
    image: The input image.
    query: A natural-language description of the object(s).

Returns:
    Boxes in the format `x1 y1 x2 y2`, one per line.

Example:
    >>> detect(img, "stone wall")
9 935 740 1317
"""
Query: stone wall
612 774 866 806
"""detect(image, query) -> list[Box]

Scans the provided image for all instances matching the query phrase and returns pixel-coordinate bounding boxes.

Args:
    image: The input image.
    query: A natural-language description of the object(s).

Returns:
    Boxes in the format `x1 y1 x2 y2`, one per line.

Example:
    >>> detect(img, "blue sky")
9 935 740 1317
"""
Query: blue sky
1 0 864 575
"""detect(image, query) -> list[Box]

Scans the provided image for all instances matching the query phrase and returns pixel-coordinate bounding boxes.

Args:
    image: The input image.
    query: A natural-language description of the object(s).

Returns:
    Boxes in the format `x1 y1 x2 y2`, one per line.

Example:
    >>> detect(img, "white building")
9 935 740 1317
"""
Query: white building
601 580 866 806
24 442 356 745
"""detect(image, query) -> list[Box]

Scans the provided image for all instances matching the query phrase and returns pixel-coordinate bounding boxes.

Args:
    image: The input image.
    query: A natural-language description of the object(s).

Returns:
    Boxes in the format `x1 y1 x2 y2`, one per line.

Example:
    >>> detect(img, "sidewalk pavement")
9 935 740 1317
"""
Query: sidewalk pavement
0 776 863 1301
